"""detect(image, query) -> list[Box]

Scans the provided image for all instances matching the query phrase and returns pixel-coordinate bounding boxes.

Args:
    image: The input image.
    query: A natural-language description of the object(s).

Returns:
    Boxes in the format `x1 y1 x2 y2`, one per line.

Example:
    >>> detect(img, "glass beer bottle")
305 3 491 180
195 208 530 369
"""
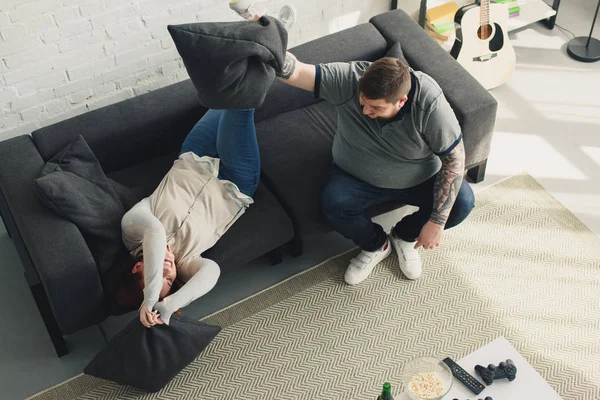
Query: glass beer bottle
377 382 394 400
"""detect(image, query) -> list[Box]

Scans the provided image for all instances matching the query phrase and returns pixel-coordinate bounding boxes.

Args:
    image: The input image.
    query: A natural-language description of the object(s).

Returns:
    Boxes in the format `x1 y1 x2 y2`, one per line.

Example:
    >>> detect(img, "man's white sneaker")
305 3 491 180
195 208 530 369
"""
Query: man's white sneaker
389 232 422 280
277 5 297 31
229 0 268 21
344 239 392 285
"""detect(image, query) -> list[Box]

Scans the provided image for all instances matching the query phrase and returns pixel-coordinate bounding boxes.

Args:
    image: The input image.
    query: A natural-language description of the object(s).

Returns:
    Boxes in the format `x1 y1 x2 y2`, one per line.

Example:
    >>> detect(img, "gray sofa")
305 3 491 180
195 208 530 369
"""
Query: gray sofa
0 9 497 357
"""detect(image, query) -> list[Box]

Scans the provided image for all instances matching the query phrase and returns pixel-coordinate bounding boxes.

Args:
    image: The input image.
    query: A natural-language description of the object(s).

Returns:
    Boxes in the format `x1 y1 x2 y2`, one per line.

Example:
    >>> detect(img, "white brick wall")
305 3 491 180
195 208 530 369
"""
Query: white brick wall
0 0 396 141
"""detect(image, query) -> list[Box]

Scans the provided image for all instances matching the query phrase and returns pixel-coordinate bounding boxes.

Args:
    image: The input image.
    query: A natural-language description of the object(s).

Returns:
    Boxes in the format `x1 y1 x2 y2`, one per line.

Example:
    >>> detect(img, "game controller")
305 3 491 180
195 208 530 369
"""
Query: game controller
474 359 517 385
452 398 493 400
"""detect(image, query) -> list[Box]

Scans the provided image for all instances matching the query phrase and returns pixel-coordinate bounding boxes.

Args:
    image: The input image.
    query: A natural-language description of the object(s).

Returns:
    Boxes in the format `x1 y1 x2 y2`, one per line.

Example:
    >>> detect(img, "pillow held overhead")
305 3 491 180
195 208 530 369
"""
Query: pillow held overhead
168 16 288 109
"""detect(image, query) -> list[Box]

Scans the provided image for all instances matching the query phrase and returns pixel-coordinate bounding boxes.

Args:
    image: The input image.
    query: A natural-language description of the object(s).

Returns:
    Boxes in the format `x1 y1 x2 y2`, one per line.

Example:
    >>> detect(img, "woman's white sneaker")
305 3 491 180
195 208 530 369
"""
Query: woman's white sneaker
344 239 392 285
229 1 268 21
277 5 297 31
229 2 297 31
389 232 422 280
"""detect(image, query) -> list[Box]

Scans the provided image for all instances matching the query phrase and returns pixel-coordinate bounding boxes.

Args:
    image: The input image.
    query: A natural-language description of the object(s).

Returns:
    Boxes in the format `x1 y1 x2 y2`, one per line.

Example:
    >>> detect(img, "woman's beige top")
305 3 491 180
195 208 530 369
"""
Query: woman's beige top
121 152 253 323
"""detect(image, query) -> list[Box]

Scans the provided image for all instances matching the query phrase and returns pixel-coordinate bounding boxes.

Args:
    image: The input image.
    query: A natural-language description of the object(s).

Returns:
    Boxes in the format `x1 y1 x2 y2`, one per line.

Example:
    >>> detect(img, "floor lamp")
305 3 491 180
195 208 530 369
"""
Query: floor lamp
566 0 600 62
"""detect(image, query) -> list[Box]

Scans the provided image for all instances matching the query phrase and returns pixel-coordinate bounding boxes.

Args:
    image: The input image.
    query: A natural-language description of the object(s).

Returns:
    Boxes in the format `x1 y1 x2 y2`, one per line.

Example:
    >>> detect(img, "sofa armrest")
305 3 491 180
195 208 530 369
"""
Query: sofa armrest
370 10 498 171
0 135 108 335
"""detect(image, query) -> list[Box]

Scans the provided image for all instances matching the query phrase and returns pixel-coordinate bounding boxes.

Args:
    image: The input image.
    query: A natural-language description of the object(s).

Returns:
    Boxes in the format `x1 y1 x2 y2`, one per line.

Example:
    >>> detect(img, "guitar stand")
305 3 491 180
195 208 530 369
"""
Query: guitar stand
566 0 600 62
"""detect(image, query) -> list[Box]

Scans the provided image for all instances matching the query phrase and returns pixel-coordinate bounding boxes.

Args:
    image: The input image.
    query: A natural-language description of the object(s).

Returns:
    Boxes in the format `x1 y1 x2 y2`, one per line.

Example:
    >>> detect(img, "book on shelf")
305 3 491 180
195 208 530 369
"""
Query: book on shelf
491 0 521 17
426 28 450 42
425 1 458 43
426 20 455 35
426 1 459 24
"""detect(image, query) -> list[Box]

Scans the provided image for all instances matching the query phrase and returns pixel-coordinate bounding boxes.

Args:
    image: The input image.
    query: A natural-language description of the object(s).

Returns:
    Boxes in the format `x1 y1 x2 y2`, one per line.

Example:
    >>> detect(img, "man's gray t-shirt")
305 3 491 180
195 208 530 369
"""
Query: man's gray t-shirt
316 61 462 189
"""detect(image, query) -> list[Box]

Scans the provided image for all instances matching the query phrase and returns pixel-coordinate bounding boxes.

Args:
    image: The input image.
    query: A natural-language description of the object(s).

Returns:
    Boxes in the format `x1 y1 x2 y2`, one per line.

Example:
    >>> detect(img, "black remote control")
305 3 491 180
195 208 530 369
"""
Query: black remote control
443 357 485 395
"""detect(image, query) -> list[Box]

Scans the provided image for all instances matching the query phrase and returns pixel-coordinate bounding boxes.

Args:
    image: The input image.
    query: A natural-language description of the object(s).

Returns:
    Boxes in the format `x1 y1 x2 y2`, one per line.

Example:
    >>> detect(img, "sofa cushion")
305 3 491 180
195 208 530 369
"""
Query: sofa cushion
32 80 206 174
203 182 294 269
107 152 177 198
35 172 127 277
84 314 221 393
257 101 338 236
35 136 140 277
168 16 287 109
255 23 389 123
385 42 410 67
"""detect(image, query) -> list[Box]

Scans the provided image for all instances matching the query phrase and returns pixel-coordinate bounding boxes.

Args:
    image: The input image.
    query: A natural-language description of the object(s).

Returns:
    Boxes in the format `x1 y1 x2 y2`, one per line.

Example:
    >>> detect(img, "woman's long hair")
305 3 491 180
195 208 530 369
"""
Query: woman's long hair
115 252 145 309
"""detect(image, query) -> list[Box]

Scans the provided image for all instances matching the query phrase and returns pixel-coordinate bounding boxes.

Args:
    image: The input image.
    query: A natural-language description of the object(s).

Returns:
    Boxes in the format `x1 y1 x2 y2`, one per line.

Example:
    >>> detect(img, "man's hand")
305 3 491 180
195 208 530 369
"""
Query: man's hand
140 306 164 328
415 221 443 250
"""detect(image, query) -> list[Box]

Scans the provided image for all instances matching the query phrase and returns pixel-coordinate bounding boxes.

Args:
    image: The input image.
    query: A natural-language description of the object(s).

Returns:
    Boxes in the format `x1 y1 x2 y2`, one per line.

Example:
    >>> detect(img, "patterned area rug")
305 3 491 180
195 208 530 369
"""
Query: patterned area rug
30 174 600 400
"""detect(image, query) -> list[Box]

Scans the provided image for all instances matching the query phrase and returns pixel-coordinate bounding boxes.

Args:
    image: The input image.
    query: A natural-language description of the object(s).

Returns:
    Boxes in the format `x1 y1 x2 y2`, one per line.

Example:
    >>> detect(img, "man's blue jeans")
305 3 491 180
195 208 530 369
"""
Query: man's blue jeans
181 108 260 197
319 164 475 251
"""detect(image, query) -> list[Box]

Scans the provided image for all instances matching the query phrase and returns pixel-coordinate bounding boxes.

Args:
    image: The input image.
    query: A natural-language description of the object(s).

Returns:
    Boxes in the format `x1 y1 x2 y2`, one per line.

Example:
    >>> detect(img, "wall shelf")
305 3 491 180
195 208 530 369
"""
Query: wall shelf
391 0 561 31
506 0 558 32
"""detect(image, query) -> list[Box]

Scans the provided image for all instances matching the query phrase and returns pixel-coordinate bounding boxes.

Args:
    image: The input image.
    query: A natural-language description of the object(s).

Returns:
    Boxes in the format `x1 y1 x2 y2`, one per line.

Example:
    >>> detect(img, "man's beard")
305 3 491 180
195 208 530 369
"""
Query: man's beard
373 113 395 121
366 106 401 120
377 107 402 120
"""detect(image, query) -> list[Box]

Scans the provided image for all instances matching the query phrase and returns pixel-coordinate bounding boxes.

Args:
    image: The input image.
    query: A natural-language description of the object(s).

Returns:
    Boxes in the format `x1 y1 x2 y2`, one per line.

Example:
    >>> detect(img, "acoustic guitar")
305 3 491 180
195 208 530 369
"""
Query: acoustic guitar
450 0 516 90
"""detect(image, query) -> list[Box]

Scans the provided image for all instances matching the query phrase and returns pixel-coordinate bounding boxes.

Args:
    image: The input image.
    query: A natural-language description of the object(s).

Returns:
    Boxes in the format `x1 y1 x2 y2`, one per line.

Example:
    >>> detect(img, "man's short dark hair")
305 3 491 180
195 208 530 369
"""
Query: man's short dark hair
359 57 411 103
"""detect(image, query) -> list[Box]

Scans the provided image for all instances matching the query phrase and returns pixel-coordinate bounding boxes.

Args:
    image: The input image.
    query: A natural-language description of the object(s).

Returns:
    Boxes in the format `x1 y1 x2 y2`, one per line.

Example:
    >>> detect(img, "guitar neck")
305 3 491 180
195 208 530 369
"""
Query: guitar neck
480 0 489 25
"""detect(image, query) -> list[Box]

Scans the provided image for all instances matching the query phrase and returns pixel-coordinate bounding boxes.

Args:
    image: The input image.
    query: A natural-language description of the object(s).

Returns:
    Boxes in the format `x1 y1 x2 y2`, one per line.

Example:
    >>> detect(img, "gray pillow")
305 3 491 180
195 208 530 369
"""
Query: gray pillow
39 134 138 207
168 16 287 109
34 135 141 277
84 315 221 392
385 42 410 67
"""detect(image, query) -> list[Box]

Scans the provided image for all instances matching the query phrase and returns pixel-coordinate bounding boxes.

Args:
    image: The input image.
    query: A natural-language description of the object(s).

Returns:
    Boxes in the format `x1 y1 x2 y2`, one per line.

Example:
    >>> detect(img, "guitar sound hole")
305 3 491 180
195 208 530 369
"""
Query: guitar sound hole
478 24 493 40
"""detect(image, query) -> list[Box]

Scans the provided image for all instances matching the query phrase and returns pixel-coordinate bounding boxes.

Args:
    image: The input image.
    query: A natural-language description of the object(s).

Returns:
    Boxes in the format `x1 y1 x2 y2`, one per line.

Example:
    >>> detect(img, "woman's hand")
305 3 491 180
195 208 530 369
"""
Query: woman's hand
139 306 164 328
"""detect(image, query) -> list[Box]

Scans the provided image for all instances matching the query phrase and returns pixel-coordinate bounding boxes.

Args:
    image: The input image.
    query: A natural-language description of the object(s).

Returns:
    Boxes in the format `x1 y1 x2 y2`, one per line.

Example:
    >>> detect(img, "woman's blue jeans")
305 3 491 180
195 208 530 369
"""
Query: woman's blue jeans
180 109 260 197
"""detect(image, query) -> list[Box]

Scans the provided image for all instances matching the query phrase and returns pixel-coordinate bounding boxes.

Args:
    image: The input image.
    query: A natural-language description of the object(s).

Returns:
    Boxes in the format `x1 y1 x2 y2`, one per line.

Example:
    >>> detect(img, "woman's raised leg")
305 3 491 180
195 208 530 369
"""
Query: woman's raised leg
215 109 260 197
180 109 224 157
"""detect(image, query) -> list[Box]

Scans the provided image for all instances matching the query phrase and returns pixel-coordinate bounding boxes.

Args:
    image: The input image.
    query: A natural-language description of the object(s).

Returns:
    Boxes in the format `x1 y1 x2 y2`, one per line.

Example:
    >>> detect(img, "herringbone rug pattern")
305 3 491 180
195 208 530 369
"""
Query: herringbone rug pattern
30 174 600 400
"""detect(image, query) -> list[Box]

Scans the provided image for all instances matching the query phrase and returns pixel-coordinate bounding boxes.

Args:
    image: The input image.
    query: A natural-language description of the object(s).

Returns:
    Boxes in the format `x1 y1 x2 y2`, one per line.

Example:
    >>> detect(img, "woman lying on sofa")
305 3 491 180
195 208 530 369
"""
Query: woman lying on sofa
118 2 298 328
119 108 260 328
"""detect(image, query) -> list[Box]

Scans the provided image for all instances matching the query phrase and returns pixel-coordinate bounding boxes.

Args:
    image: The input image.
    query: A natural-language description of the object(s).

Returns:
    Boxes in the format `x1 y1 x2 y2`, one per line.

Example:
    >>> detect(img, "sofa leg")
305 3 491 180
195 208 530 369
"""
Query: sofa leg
1 212 11 239
30 282 68 357
267 247 283 265
98 323 109 345
467 159 488 183
287 236 303 258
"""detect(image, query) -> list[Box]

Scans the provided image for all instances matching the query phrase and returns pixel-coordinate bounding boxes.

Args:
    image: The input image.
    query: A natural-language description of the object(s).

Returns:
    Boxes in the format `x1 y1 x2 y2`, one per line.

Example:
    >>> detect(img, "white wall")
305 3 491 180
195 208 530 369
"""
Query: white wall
0 0 402 141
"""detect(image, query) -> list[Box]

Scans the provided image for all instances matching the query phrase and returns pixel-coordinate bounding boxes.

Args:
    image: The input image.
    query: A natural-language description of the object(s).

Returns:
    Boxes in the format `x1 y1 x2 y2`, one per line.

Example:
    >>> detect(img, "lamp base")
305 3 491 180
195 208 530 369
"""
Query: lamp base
567 36 600 62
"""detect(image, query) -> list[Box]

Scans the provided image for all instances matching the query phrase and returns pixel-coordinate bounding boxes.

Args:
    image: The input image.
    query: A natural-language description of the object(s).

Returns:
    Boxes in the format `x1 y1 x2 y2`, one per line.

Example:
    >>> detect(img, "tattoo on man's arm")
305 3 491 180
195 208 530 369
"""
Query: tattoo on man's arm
276 52 297 80
431 141 465 226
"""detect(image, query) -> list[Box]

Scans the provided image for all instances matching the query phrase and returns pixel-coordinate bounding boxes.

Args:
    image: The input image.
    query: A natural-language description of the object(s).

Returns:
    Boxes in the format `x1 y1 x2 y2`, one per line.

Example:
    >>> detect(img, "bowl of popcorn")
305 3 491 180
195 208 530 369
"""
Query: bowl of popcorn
402 357 453 400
